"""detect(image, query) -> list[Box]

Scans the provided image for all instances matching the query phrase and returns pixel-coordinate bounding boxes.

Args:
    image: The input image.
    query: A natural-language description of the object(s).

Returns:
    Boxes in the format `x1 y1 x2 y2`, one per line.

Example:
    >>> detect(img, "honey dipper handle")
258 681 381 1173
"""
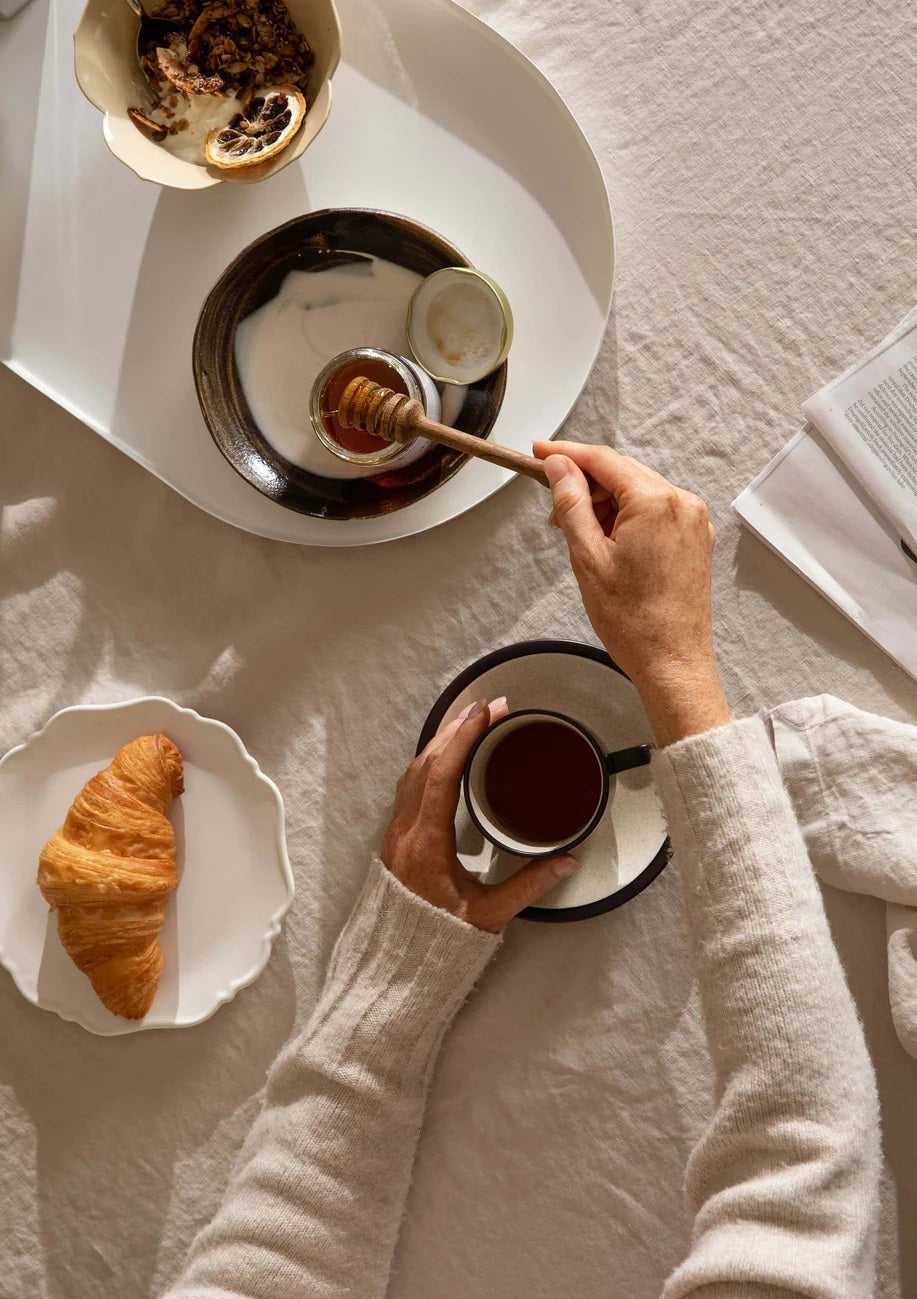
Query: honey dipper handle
414 413 550 485
337 376 551 486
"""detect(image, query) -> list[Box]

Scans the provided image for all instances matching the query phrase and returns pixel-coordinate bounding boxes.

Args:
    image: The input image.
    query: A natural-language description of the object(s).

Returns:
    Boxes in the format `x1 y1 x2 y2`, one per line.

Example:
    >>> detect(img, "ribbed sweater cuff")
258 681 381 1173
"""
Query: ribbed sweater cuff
649 714 832 959
651 714 770 797
330 855 502 998
649 712 841 1033
651 715 787 886
303 858 502 1086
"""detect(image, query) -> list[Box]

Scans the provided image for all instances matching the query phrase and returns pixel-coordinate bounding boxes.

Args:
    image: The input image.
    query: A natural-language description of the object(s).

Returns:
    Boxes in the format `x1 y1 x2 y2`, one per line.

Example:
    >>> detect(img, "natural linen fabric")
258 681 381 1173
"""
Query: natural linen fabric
772 696 917 1061
3 0 917 1296
163 719 879 1299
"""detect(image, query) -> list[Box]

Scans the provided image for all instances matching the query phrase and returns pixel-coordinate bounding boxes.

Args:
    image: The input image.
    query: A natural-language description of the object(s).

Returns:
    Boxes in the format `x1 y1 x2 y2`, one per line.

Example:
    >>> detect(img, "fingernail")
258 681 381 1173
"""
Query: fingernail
491 696 508 711
543 456 571 486
462 699 487 724
456 700 477 721
547 513 559 529
552 856 581 879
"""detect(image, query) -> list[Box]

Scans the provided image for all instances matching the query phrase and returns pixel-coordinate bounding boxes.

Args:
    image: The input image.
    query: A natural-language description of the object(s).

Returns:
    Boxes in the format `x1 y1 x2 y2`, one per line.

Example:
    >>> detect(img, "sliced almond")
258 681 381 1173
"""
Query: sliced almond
127 107 168 142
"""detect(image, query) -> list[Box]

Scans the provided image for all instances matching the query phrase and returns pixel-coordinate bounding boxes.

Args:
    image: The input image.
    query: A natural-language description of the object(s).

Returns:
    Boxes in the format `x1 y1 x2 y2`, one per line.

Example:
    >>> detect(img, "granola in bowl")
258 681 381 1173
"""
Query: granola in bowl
129 0 314 168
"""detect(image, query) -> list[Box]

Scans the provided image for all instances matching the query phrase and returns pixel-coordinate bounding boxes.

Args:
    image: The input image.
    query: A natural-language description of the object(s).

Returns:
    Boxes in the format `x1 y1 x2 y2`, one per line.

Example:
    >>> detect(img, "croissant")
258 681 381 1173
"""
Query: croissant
37 733 184 1020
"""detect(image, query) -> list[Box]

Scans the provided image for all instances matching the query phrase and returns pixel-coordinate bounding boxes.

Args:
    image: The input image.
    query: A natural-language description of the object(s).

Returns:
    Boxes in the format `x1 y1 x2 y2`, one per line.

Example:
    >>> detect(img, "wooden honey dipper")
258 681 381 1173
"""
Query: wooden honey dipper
337 377 550 487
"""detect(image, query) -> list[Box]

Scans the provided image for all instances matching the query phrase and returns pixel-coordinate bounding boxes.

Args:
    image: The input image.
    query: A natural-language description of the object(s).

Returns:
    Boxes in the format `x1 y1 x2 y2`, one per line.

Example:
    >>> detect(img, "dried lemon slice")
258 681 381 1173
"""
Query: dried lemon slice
204 86 306 170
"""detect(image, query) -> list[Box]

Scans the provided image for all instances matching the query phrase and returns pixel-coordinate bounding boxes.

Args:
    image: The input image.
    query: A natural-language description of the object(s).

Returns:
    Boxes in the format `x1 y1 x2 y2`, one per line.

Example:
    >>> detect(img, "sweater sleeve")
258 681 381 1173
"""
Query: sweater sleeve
651 716 880 1299
162 856 500 1299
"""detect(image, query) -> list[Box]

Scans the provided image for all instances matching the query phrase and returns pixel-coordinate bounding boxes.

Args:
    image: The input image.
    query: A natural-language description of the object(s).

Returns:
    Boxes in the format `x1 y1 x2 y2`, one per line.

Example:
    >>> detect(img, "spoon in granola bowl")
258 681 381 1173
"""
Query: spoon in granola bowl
123 0 168 73
125 0 187 142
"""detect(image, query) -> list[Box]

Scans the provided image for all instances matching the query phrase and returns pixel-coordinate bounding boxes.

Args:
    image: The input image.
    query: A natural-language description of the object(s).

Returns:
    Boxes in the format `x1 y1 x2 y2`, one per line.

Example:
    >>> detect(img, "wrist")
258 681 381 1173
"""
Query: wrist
629 657 731 748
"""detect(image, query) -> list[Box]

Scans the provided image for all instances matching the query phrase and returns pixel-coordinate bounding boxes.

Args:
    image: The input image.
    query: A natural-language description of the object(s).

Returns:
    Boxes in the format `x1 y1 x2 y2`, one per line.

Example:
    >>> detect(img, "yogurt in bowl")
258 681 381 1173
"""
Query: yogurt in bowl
235 258 434 480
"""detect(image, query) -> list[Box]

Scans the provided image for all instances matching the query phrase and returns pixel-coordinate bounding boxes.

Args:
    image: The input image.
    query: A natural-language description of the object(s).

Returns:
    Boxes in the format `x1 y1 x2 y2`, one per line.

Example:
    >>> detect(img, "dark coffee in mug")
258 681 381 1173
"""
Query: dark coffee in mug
483 719 603 845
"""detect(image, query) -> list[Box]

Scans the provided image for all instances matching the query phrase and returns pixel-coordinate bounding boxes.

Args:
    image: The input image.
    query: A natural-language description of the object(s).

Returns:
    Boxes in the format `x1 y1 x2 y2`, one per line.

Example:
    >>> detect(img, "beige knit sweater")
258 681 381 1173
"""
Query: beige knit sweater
164 718 880 1298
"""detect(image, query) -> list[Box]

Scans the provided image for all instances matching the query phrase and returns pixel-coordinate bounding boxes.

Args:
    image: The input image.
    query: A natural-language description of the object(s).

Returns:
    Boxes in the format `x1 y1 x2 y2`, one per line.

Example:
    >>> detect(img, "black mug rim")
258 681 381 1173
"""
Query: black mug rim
463 708 612 859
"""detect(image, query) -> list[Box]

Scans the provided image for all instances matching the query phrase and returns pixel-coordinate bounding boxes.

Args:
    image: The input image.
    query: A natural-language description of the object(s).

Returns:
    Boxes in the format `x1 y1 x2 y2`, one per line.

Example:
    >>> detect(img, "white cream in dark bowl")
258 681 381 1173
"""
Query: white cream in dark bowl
234 256 465 479
193 208 509 520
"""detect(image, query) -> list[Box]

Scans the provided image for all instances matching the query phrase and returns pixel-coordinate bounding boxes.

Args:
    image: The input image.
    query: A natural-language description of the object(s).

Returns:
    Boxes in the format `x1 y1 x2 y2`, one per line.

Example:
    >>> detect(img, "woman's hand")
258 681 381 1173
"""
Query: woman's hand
534 440 732 747
382 698 580 932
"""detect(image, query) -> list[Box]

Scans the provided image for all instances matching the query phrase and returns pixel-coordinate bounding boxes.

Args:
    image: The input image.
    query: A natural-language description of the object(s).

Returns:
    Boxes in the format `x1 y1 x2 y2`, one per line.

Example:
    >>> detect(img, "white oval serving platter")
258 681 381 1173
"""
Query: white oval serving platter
0 698 294 1035
2 0 613 545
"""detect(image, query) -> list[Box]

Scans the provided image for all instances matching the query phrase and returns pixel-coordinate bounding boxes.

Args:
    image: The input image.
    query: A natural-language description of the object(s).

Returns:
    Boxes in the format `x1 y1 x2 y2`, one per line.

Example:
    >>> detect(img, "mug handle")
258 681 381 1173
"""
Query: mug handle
605 743 654 774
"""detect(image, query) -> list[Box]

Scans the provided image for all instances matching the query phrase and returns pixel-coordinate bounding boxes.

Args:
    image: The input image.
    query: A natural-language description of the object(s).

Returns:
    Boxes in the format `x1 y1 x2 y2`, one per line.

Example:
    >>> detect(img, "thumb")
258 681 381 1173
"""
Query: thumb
478 854 581 930
543 456 603 555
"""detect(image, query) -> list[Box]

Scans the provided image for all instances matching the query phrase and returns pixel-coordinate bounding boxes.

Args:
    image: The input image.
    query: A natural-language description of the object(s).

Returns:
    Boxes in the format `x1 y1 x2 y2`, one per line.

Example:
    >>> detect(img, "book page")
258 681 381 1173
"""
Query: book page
734 429 917 683
803 308 917 553
843 357 917 492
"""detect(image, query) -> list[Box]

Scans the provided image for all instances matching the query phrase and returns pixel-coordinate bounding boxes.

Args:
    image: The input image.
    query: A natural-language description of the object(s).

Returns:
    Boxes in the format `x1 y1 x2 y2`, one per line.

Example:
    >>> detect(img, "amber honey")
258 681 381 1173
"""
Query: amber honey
319 355 409 455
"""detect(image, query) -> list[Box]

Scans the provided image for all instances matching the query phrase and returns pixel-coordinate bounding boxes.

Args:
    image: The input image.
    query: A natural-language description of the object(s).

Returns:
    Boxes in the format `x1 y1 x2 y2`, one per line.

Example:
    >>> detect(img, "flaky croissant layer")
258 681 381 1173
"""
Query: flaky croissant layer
38 733 184 1020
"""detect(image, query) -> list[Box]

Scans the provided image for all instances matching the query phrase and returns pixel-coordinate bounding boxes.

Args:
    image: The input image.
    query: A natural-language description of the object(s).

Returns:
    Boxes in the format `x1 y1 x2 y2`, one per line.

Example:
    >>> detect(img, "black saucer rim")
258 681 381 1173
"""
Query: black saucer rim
416 638 671 923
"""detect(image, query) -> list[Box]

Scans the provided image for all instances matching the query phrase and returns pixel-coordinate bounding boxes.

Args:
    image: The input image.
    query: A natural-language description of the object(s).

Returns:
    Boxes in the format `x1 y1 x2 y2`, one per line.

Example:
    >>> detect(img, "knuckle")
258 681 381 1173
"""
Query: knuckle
429 749 464 785
682 492 709 522
424 759 449 789
521 869 550 903
591 447 620 477
615 452 641 478
552 486 580 518
641 482 679 510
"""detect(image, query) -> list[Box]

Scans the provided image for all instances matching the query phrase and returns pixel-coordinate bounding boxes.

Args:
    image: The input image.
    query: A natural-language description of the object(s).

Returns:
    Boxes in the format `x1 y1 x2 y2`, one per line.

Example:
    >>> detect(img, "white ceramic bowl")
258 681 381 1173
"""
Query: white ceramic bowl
73 0 342 190
0 697 294 1034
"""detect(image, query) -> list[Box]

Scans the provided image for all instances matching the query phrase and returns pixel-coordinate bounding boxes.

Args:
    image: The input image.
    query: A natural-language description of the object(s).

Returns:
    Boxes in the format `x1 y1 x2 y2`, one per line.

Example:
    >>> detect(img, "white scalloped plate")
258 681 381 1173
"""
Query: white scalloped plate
0 698 294 1035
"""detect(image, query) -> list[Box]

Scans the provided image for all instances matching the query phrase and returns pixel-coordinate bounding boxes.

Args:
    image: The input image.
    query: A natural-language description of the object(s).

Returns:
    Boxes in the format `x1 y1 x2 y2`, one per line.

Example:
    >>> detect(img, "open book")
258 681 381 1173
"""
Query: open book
803 307 917 558
734 309 917 683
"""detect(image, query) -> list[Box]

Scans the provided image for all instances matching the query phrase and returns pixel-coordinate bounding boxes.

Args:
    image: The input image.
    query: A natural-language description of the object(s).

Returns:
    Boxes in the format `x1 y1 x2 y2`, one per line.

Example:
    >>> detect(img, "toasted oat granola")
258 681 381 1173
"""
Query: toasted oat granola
139 0 313 101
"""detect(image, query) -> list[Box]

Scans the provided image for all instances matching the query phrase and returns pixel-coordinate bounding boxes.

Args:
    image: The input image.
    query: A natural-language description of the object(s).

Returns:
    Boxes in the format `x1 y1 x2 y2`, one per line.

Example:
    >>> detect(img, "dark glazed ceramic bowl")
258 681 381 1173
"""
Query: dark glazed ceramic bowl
193 208 508 520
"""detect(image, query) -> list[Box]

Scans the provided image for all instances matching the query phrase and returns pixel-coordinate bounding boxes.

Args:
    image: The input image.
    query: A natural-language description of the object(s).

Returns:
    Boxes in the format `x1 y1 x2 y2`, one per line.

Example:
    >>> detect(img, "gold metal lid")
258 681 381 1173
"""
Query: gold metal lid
407 267 513 386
